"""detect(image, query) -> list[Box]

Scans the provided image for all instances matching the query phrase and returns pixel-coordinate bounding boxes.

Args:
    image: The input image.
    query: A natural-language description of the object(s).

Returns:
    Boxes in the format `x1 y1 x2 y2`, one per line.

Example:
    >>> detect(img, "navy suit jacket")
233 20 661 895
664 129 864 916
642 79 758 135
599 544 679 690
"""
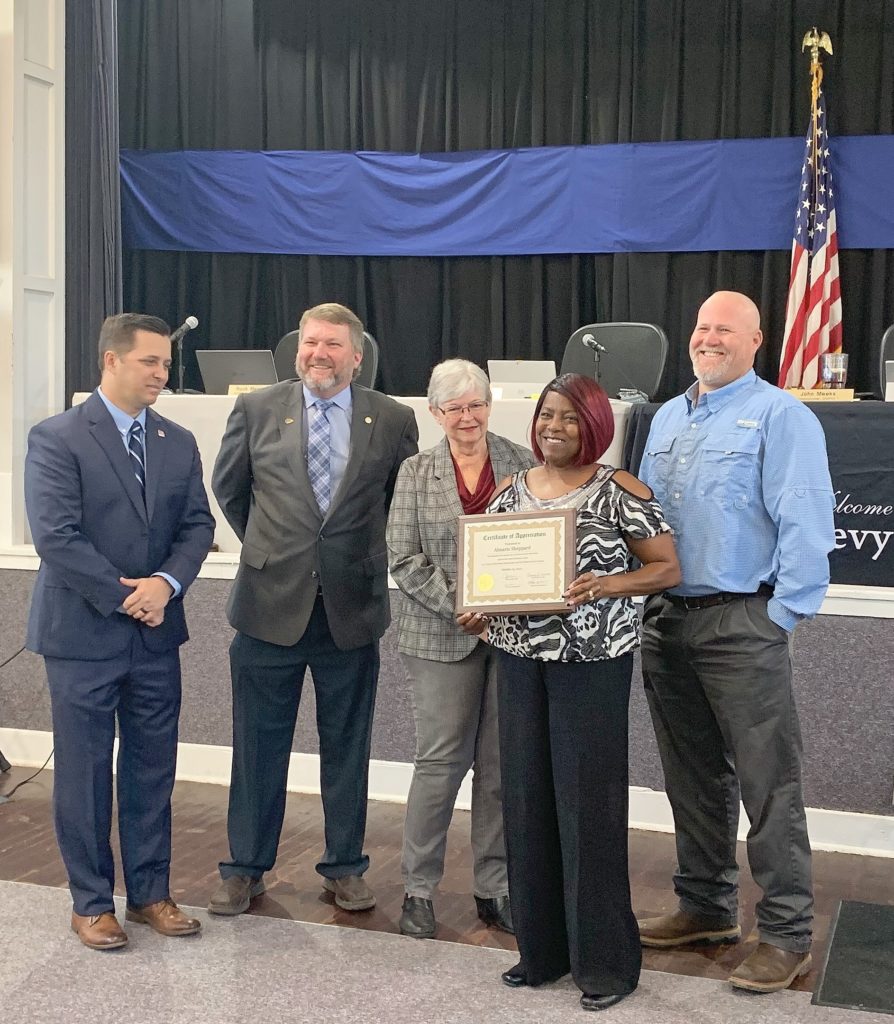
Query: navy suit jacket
25 391 215 660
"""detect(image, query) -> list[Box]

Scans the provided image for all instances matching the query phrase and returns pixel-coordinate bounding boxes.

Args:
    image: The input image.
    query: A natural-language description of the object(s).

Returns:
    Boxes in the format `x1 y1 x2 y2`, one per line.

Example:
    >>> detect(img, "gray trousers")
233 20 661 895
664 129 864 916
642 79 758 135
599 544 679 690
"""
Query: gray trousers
640 593 813 953
400 644 508 900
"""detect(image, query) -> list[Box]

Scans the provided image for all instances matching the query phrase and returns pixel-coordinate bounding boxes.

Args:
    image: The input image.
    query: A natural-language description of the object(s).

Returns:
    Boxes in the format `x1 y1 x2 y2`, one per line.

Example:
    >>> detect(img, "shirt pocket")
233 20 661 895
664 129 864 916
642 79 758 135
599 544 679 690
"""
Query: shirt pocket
701 430 761 508
643 435 676 502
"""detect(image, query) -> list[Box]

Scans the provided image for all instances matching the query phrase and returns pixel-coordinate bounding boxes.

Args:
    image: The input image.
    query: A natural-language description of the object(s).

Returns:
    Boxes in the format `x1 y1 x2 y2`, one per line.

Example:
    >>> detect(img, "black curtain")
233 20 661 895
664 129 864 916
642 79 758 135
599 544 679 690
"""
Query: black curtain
66 0 123 403
113 0 894 398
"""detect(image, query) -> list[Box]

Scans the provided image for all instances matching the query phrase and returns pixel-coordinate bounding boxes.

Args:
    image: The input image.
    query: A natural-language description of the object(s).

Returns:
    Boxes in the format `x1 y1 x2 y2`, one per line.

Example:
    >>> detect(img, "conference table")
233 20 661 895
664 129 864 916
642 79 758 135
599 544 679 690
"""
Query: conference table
74 392 633 555
72 389 894 595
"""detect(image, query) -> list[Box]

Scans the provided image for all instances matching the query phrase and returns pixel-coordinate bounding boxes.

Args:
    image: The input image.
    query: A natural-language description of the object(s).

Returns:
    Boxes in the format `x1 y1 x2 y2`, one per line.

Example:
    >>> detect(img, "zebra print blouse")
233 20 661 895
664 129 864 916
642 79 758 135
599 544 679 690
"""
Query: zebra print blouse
486 465 672 662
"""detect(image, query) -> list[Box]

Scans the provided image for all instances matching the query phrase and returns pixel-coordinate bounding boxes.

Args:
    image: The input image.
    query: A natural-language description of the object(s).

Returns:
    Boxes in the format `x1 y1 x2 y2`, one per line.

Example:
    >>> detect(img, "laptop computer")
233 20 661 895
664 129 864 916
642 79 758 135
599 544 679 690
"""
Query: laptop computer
196 349 279 394
486 359 557 400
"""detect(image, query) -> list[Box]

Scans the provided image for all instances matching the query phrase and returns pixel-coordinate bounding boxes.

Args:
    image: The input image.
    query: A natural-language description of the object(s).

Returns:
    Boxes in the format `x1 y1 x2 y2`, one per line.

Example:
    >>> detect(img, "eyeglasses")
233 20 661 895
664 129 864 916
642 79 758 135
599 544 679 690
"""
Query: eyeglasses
438 401 489 419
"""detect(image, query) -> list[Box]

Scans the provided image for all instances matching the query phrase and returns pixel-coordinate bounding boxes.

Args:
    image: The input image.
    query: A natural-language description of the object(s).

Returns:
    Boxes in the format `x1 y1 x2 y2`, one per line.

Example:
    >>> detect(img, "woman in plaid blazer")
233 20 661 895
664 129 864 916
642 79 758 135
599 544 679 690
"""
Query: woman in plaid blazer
386 358 535 940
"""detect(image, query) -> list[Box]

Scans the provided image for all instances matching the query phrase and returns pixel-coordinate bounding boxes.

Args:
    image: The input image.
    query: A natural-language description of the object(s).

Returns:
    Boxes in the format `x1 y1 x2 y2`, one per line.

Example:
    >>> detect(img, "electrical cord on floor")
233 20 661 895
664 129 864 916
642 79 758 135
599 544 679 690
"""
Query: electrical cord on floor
0 748 54 803
0 644 54 803
0 644 25 670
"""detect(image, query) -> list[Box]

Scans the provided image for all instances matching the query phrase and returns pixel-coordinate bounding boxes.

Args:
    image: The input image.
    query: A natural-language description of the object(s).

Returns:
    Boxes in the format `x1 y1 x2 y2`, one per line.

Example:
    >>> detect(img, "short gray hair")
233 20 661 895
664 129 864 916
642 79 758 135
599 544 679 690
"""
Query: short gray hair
427 359 491 410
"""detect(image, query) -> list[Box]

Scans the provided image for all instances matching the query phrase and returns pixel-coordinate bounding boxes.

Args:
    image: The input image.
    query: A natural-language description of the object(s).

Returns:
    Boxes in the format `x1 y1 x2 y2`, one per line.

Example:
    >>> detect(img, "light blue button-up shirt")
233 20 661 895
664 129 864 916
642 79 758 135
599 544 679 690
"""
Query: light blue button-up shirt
302 383 352 503
96 387 181 597
638 370 835 631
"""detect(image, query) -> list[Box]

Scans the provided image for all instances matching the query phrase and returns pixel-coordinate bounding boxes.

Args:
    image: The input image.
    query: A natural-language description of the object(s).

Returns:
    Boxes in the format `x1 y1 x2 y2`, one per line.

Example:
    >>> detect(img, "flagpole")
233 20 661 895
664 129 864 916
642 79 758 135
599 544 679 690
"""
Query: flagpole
778 27 842 390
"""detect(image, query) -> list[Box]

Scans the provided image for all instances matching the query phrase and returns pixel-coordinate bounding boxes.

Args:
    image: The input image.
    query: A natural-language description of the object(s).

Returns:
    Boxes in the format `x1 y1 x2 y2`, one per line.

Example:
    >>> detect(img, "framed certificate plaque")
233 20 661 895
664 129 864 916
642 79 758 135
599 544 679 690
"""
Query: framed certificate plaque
456 508 577 615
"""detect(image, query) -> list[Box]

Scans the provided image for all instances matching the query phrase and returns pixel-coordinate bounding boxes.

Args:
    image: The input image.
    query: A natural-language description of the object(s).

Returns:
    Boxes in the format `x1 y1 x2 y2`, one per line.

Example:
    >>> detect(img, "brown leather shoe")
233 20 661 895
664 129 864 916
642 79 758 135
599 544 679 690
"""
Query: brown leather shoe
208 874 266 916
729 943 811 992
125 898 202 936
71 911 128 950
638 909 741 948
322 875 376 911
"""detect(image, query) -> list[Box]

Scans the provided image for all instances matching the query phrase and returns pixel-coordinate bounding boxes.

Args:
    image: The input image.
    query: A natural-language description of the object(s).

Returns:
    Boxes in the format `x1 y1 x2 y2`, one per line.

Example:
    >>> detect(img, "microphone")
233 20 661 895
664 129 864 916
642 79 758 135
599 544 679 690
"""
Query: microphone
172 316 198 395
580 332 606 354
170 315 198 345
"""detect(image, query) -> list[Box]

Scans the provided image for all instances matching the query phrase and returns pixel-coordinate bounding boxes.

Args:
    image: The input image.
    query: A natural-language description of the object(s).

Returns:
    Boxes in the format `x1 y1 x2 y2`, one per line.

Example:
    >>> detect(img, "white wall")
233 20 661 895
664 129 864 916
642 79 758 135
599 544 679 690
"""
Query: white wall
0 0 65 552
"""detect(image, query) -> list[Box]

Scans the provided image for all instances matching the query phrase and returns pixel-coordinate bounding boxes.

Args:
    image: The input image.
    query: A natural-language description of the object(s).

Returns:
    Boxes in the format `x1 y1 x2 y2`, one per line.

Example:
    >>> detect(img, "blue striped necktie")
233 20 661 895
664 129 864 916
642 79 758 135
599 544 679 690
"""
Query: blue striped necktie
307 400 334 513
128 421 146 502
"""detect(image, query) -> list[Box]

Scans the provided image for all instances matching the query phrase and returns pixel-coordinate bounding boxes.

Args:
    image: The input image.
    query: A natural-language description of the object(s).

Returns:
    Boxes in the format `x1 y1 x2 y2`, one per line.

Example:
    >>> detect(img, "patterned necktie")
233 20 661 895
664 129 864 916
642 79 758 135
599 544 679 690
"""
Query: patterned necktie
128 421 146 501
307 400 334 513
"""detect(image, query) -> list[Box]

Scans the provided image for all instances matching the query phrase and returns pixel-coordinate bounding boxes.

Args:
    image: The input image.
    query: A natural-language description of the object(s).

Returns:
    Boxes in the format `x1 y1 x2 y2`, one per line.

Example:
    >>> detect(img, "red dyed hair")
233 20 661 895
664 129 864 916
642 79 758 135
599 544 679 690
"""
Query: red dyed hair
530 374 615 466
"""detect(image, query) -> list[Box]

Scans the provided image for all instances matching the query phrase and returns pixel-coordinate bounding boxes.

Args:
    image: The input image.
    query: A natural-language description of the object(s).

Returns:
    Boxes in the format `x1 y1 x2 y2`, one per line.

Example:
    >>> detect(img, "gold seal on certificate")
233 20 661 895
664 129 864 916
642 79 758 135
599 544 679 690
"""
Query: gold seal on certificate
456 508 577 614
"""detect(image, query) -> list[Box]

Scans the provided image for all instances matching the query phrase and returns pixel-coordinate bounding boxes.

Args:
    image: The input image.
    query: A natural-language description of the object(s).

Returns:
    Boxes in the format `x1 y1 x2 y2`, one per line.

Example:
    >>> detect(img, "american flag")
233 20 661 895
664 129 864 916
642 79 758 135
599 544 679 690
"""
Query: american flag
778 76 842 390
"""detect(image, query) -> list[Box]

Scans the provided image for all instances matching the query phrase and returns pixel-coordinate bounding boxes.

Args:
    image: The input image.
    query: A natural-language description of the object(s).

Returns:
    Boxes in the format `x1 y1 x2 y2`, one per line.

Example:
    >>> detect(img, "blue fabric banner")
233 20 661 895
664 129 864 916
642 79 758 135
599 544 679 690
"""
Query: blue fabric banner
120 136 894 257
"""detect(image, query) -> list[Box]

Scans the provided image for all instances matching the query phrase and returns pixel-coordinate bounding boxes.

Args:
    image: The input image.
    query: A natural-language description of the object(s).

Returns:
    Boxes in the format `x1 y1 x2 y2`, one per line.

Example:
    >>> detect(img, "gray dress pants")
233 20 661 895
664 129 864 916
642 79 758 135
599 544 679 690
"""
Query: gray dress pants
400 644 508 899
640 593 813 953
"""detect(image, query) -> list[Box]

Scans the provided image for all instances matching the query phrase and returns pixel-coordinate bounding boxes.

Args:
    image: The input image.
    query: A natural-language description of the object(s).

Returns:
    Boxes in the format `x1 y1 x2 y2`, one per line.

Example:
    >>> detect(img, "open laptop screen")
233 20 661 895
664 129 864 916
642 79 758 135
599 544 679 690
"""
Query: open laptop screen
487 359 556 385
196 350 278 394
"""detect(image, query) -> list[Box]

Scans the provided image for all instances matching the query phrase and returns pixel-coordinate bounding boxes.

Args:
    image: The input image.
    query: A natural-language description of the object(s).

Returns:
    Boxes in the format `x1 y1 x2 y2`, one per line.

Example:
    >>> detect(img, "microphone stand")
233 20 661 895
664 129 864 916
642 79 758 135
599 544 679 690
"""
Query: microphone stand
177 332 187 395
591 344 602 387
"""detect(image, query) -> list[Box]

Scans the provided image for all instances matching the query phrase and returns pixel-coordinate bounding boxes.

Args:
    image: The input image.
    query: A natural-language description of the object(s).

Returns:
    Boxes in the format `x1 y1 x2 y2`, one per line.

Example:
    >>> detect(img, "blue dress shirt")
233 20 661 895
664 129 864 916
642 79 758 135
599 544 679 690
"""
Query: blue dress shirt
96 388 181 598
302 383 352 503
638 370 835 631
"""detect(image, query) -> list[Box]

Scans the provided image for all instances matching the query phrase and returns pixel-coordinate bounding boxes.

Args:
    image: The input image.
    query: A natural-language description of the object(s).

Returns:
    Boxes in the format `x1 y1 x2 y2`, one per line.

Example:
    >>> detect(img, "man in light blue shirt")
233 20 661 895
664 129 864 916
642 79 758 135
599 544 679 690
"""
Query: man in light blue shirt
636 291 835 993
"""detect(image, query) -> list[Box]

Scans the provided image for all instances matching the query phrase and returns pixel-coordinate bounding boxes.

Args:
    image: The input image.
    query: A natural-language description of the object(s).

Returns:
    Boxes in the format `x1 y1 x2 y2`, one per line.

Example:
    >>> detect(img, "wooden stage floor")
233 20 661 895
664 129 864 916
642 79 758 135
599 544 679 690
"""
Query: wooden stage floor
1 765 891 992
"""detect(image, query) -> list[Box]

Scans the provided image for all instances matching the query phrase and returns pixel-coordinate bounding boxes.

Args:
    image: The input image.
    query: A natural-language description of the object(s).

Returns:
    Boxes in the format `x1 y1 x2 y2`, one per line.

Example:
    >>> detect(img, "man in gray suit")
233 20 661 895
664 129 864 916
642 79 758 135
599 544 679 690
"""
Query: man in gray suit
208 302 418 915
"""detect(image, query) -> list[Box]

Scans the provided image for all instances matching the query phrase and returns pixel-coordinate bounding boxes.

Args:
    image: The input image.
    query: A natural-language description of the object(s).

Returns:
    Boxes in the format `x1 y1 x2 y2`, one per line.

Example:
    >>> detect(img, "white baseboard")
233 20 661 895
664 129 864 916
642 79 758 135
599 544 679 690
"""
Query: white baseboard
3 727 892 859
2 553 894 618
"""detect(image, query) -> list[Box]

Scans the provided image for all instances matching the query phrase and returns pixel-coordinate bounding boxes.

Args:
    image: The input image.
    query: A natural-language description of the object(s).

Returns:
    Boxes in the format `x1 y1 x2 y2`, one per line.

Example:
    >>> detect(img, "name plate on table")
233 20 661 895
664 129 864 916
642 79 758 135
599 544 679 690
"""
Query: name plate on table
456 508 576 614
785 387 855 402
227 383 273 395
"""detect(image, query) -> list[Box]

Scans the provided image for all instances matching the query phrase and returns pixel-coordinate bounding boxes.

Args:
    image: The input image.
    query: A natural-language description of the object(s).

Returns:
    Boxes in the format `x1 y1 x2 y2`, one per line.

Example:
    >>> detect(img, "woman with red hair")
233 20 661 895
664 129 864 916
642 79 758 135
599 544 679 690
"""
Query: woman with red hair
460 373 680 1012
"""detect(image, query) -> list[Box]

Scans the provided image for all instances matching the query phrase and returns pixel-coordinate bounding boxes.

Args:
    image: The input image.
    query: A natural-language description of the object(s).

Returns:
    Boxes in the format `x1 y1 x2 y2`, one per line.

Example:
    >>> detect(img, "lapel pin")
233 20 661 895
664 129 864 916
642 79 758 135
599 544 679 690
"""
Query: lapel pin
364 416 372 424
285 417 295 424
157 429 165 437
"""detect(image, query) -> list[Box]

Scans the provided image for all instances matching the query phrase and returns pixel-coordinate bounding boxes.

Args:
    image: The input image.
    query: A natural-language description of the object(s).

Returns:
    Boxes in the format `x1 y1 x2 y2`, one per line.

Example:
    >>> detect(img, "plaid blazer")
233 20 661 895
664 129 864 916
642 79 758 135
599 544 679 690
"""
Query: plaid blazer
387 432 536 662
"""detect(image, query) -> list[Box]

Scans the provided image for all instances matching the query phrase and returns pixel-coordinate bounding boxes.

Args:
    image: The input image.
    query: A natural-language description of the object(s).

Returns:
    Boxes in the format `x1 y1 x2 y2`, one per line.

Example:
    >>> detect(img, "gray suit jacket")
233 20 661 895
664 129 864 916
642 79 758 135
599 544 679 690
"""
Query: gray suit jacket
213 381 418 649
386 432 535 662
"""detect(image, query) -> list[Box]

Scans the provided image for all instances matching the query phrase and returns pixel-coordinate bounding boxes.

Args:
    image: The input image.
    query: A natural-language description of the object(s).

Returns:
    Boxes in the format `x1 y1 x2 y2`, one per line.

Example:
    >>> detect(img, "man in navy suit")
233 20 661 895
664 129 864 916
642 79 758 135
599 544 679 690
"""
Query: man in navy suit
25 314 215 950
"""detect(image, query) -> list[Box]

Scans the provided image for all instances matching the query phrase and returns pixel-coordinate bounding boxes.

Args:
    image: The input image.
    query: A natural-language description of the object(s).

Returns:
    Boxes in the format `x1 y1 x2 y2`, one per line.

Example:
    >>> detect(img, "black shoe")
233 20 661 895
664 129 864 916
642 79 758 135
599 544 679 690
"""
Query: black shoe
501 962 566 988
476 895 514 934
399 895 435 938
501 962 528 988
580 992 629 1011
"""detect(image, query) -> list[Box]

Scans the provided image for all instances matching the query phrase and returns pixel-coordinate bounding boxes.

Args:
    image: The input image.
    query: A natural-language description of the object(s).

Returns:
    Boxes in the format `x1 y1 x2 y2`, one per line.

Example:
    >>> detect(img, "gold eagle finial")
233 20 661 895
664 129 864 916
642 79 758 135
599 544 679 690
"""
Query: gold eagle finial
802 27 833 63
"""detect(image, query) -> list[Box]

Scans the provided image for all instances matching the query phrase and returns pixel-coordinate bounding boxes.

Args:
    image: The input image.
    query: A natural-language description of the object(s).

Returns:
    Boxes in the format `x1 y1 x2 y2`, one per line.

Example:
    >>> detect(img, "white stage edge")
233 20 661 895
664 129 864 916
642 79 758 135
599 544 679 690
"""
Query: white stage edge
3 727 892 860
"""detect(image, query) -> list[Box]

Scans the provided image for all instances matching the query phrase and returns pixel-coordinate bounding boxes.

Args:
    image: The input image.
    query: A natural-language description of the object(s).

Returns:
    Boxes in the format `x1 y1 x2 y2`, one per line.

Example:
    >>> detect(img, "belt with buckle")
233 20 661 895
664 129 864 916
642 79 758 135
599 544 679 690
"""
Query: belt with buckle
663 582 773 610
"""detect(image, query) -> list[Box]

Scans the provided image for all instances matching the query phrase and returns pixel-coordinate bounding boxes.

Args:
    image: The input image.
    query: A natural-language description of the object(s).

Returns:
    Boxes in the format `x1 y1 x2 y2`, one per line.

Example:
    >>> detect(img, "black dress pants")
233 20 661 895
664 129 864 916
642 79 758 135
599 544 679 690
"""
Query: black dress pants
220 596 379 881
495 649 641 996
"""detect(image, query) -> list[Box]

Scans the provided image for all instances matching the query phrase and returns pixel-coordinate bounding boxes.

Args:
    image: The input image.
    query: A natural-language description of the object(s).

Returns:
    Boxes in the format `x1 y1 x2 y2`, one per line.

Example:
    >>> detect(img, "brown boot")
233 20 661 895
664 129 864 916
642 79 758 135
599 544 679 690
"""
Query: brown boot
729 943 811 992
322 875 376 911
638 909 741 948
125 898 202 936
71 911 128 950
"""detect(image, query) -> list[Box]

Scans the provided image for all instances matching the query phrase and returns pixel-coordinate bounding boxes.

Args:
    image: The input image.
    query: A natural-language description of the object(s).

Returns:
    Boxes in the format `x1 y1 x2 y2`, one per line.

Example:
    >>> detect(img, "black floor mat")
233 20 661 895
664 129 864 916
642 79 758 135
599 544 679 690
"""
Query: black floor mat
813 900 894 1015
